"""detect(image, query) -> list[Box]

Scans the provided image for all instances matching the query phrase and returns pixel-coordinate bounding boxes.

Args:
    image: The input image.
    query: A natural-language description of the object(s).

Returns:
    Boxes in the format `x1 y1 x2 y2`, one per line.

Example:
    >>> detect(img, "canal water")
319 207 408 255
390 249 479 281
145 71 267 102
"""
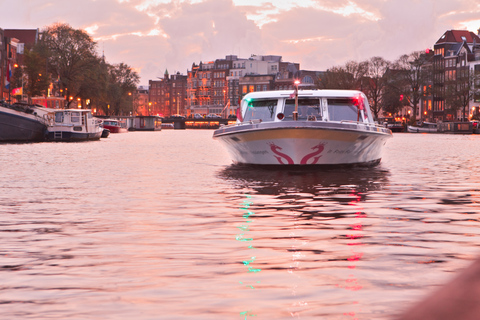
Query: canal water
1 130 480 319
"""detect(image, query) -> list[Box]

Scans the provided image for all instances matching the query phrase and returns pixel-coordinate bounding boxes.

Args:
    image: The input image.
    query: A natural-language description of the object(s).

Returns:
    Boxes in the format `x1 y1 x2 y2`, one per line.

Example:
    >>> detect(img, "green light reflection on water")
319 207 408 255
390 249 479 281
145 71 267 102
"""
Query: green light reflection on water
237 194 261 319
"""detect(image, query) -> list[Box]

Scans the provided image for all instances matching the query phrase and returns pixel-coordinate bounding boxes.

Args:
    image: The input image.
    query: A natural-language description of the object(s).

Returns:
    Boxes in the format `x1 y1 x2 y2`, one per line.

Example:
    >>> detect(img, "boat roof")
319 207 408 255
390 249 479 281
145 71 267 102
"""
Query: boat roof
242 89 364 100
54 109 93 112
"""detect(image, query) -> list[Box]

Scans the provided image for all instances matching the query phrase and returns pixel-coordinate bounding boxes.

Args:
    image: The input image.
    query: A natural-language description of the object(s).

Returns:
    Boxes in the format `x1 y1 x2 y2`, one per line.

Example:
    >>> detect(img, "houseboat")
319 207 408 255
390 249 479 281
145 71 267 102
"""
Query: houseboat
45 109 103 141
127 116 162 131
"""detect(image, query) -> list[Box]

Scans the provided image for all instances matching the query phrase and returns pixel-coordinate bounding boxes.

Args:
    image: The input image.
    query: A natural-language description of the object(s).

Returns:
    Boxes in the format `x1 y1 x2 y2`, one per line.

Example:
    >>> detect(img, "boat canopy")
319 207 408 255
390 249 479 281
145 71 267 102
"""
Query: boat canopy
239 90 374 124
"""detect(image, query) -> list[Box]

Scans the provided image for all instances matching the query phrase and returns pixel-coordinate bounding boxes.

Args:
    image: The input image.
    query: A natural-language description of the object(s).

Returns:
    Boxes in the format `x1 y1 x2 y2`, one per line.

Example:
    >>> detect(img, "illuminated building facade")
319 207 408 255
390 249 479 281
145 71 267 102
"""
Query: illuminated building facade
432 29 480 121
149 70 187 117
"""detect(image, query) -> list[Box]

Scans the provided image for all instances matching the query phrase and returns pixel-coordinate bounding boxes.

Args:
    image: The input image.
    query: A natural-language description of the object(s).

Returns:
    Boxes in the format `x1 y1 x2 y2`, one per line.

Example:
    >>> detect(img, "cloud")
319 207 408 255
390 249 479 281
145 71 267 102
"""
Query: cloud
133 0 263 81
2 0 480 86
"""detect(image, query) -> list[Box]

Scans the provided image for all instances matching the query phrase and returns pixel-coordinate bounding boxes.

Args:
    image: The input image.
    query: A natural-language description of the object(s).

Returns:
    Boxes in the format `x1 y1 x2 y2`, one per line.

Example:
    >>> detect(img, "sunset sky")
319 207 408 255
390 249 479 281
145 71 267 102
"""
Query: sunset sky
1 0 480 86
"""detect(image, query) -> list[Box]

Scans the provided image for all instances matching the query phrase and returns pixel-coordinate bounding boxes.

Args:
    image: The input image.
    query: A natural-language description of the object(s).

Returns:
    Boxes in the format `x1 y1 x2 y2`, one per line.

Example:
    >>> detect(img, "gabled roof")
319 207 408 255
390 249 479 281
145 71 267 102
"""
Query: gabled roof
436 30 480 44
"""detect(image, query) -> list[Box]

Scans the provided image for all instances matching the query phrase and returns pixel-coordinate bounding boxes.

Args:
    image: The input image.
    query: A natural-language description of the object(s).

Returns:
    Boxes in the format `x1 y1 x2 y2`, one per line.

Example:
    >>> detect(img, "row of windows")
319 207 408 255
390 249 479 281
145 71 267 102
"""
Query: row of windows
433 100 445 112
445 70 456 81
213 72 225 78
233 62 246 68
213 80 225 87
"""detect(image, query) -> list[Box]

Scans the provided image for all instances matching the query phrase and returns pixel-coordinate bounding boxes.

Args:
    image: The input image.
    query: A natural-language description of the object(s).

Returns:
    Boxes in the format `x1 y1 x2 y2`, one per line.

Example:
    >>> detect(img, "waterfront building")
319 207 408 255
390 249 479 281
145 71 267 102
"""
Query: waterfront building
134 86 149 116
186 61 215 116
211 57 234 117
149 70 187 117
2 29 39 102
469 43 480 119
432 29 480 121
184 55 307 117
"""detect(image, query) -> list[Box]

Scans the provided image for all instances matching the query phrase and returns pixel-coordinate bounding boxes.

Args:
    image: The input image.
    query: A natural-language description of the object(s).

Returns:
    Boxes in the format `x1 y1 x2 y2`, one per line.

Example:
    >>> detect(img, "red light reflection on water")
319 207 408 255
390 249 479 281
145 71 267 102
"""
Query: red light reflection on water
335 191 366 319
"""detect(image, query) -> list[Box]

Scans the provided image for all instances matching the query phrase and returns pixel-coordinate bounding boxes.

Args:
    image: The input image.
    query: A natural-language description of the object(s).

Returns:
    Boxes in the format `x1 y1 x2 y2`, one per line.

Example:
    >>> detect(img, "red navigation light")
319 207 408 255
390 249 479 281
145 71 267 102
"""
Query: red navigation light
352 94 364 110
236 107 243 122
277 113 285 120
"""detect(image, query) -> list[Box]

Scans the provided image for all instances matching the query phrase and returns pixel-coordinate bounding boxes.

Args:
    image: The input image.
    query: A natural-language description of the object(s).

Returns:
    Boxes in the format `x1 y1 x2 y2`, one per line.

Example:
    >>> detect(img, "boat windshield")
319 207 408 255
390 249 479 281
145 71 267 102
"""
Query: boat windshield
327 98 360 122
284 98 321 120
243 99 278 122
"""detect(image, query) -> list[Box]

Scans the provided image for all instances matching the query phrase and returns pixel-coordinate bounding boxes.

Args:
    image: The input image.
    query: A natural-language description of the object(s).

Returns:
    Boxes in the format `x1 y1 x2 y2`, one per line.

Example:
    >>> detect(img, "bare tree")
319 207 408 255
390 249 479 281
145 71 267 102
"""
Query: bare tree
363 57 391 119
320 60 368 90
393 51 433 123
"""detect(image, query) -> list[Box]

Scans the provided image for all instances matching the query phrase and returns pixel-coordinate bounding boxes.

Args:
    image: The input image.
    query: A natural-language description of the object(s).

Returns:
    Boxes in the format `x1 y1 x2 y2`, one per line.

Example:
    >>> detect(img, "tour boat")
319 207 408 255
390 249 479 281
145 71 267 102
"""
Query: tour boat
0 101 49 142
45 109 103 141
101 119 128 133
213 89 392 166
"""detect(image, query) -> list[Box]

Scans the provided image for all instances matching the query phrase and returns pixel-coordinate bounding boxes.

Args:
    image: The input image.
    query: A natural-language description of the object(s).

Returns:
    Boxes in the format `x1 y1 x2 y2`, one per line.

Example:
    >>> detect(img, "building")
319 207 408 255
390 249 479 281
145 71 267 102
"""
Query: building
432 29 480 121
469 42 480 119
2 29 39 102
134 86 149 116
149 70 187 117
1 34 18 101
186 61 215 116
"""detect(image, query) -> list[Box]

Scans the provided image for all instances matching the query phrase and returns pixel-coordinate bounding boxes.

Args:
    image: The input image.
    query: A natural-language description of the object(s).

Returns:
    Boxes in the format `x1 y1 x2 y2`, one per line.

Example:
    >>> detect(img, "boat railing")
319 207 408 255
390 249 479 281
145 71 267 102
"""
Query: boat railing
48 123 75 127
340 120 383 128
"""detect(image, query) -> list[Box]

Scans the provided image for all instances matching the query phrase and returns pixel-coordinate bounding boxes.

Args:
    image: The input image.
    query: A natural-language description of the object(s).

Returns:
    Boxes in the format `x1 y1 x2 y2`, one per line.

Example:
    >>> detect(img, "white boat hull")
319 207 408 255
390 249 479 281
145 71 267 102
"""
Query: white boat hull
214 122 391 166
407 126 437 133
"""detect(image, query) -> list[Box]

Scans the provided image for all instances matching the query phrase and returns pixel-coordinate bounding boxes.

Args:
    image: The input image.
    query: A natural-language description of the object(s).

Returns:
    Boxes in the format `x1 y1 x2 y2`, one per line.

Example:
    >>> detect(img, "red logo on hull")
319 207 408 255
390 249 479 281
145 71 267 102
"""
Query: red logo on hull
269 143 294 164
269 142 325 165
300 143 325 165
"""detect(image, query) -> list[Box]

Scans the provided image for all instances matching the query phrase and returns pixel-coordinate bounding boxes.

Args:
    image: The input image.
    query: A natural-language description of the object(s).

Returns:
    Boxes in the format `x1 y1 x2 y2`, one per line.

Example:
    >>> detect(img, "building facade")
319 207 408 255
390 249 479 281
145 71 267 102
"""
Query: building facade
134 86 149 116
186 55 306 117
2 29 39 102
432 29 480 121
149 70 187 117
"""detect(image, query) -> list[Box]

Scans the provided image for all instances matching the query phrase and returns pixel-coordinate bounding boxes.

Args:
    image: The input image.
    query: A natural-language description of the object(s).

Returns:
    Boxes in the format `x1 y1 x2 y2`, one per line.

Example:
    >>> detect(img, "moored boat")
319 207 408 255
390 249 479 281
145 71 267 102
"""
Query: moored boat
127 116 162 131
387 122 405 132
101 119 128 133
45 109 103 141
0 101 49 142
213 89 392 166
407 122 438 133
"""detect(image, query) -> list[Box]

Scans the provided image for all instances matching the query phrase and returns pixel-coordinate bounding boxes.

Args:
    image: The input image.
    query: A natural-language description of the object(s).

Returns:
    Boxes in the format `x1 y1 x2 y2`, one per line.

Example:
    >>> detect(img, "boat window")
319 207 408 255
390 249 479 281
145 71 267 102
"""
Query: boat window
243 99 278 122
283 98 321 120
55 112 64 123
327 98 359 122
71 112 80 123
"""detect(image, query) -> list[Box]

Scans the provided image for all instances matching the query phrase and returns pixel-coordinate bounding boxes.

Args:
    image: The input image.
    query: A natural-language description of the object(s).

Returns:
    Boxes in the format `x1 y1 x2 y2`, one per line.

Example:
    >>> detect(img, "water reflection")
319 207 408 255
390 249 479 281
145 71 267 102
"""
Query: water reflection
220 165 390 195
219 165 391 319
220 165 390 221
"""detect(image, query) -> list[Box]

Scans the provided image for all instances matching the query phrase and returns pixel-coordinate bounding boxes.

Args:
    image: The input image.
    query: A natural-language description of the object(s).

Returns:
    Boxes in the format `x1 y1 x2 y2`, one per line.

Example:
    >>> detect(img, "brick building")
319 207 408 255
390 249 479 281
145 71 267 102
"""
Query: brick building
2 29 39 102
432 29 480 121
149 70 187 117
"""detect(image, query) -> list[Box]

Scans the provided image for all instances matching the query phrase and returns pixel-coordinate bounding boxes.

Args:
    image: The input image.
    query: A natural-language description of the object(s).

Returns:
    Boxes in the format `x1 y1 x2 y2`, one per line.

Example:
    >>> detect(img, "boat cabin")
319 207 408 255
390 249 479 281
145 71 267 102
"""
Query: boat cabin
239 90 374 124
50 109 96 129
